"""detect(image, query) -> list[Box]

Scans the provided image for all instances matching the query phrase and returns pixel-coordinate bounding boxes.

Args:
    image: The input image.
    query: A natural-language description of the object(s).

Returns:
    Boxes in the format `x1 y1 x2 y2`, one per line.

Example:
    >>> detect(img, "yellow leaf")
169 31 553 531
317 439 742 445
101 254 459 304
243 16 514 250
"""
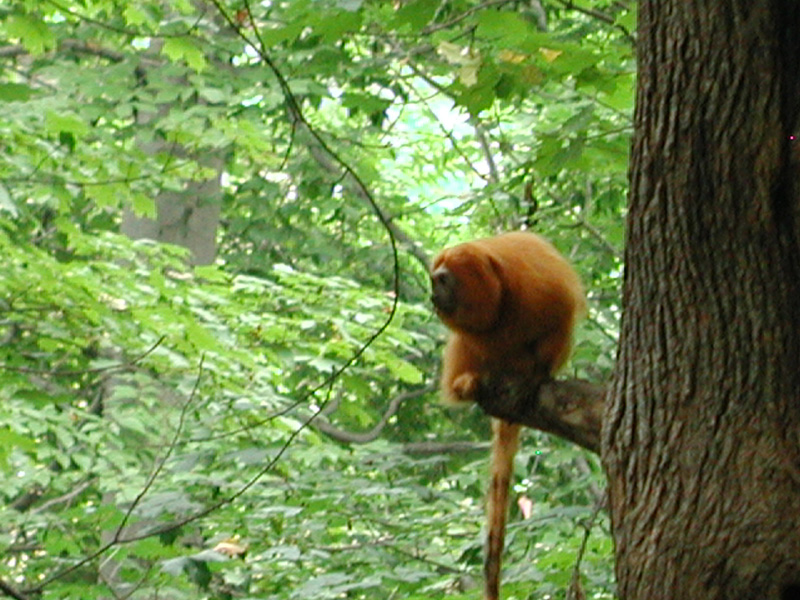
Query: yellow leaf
438 41 481 87
437 41 480 66
539 47 563 62
213 537 248 558
498 49 528 64
521 65 543 86
459 64 479 87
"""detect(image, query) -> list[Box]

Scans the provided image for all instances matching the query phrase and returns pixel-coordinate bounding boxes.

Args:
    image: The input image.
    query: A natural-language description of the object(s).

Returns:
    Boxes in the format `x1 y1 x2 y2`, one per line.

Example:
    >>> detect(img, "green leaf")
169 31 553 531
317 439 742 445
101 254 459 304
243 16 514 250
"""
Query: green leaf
131 192 157 218
603 73 636 111
15 389 67 407
477 10 534 48
0 186 17 216
185 558 212 589
162 38 207 72
454 63 502 115
186 321 218 351
87 183 126 208
390 0 437 30
538 43 600 75
42 528 80 556
0 83 33 102
336 0 362 10
0 427 36 463
314 10 363 42
378 351 423 384
123 4 149 26
45 111 89 138
342 93 391 114
6 15 55 55
616 6 637 31
193 264 230 283
259 21 304 46
197 86 226 104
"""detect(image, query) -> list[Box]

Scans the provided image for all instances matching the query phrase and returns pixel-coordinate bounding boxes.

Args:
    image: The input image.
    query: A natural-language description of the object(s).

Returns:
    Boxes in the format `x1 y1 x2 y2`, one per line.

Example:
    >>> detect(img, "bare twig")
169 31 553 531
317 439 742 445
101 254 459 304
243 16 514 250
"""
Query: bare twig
32 479 94 514
44 0 202 39
402 440 489 454
0 579 28 600
25 358 204 593
553 0 635 45
572 208 622 258
113 357 204 541
401 62 491 185
567 497 605 600
0 580 29 600
0 335 167 377
422 0 517 34
472 119 501 185
313 386 435 444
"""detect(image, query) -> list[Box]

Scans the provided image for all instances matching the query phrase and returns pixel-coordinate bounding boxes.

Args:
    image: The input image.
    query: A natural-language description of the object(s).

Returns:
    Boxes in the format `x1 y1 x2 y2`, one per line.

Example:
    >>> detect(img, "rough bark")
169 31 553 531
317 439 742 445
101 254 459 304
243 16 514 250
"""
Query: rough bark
473 376 604 454
604 2 800 599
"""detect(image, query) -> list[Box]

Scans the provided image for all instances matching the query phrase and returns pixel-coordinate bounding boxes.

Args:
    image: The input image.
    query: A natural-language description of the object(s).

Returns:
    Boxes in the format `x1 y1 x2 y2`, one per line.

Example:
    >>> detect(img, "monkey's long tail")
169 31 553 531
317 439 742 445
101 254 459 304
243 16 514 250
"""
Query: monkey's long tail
484 418 522 600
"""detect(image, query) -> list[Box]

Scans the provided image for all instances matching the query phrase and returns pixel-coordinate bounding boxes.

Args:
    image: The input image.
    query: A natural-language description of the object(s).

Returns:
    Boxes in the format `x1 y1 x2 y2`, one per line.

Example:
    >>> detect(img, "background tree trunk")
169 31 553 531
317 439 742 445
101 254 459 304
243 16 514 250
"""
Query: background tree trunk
603 2 800 599
120 39 223 266
120 165 222 266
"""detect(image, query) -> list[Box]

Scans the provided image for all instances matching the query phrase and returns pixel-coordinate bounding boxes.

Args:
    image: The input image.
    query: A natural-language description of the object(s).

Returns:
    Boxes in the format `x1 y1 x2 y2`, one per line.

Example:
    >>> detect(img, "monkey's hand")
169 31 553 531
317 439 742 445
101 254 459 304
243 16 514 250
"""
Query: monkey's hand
451 371 480 402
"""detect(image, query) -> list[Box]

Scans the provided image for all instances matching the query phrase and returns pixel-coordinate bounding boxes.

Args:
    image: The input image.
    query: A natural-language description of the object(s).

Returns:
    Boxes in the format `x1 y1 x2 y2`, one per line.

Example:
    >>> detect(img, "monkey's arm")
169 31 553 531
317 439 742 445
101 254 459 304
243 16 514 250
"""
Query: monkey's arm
471 376 604 454
440 335 486 405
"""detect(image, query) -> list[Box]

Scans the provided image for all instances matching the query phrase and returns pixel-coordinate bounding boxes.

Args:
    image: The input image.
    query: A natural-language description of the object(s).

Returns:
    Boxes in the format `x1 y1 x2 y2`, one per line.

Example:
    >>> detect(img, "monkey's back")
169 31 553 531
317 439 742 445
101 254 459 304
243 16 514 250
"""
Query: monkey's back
467 232 584 368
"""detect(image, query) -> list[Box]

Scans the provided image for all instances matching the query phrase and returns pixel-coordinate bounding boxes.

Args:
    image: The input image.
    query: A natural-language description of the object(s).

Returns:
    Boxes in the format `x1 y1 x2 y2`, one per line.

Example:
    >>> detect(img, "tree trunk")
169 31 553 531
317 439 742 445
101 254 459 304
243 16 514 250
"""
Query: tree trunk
120 164 222 266
120 39 222 266
603 2 800 599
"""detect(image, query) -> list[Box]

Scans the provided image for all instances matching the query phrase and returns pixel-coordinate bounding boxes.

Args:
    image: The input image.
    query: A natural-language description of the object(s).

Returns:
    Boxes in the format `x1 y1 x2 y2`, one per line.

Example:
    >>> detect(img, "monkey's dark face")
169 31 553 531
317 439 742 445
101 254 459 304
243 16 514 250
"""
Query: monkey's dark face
430 266 458 314
430 244 503 334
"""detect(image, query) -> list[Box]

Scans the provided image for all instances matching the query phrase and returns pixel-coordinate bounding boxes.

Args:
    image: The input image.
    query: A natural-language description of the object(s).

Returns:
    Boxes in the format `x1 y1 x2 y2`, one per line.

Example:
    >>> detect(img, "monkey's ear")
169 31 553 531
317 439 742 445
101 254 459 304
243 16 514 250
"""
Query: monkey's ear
430 252 445 272
484 253 507 295
486 253 503 277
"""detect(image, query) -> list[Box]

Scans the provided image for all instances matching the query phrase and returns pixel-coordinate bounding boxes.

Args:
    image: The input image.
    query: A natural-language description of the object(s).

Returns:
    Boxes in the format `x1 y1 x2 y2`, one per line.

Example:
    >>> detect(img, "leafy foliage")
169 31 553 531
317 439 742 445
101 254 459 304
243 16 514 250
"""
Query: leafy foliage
0 0 630 598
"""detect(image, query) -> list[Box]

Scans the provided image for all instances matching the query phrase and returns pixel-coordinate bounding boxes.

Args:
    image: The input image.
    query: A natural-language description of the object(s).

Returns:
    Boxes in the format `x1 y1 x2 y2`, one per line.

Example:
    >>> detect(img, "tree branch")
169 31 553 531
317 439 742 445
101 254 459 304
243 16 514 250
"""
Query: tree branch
0 39 124 62
472 118 501 185
0 579 29 600
313 373 605 453
402 440 488 454
473 376 605 454
312 386 435 444
422 0 517 34
298 129 431 269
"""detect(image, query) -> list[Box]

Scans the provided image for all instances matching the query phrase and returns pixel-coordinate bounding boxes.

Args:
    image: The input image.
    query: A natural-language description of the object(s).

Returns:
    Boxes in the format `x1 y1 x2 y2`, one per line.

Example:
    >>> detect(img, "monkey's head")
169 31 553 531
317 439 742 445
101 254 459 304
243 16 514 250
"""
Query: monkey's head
430 243 504 334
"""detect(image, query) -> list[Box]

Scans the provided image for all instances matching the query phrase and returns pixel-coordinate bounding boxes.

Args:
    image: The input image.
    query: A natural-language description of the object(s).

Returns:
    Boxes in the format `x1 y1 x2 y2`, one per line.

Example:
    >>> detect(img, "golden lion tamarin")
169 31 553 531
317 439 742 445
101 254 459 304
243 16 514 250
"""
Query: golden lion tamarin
430 231 585 600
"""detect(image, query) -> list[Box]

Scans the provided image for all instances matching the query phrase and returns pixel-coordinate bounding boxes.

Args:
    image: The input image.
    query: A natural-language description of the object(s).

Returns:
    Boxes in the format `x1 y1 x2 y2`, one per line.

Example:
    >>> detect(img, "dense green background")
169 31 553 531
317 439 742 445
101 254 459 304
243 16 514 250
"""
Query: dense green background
0 1 631 598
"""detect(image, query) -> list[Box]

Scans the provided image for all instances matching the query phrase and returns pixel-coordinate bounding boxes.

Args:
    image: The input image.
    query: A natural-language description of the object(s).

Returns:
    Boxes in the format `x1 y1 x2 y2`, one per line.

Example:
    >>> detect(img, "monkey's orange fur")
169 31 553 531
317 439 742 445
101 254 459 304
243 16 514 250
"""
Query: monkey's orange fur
430 231 584 600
